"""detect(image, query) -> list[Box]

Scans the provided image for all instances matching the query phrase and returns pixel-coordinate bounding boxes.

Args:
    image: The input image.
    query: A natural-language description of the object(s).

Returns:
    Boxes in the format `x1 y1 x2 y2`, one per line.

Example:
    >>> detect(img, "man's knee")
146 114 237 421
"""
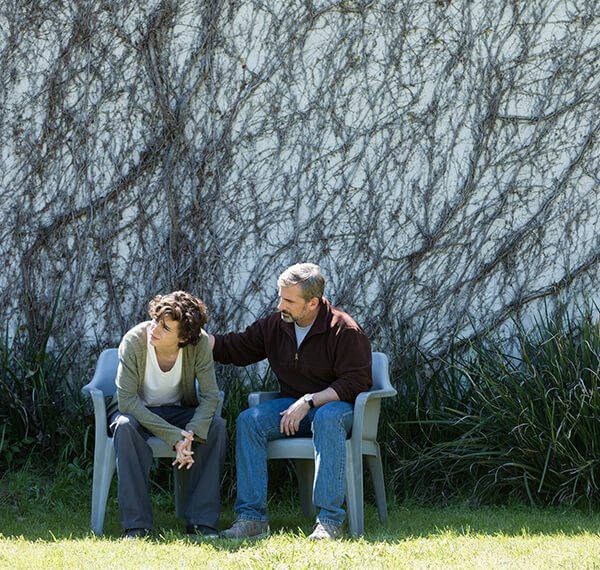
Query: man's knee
236 407 261 432
111 413 142 437
312 403 353 431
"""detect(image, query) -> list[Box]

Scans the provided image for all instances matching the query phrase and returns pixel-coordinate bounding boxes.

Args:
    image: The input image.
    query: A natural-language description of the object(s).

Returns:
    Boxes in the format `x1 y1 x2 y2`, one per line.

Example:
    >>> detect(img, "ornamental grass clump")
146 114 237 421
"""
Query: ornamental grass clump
390 307 600 506
0 294 87 470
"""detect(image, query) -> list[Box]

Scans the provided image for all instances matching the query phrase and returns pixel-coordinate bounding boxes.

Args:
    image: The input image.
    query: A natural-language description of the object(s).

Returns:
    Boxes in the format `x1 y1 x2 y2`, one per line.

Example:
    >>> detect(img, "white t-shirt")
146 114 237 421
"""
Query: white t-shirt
141 333 183 406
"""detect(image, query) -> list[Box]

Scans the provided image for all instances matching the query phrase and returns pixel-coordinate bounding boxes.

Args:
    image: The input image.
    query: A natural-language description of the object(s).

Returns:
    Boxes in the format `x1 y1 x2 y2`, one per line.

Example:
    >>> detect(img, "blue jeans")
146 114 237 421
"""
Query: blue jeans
235 397 354 526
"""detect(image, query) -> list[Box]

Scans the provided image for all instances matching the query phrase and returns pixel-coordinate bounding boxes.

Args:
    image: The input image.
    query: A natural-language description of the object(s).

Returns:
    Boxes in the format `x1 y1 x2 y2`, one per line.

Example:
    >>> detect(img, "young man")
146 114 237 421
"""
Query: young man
210 263 372 540
107 291 226 539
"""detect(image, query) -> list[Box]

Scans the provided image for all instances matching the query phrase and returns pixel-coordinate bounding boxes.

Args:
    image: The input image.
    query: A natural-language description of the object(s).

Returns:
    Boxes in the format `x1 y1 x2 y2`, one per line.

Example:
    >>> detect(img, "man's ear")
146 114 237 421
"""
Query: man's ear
309 297 319 310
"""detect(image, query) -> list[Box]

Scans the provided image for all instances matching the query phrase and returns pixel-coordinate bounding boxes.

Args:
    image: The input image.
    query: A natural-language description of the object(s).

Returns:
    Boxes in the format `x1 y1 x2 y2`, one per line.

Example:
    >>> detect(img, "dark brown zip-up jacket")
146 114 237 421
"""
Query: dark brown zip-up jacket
212 299 372 402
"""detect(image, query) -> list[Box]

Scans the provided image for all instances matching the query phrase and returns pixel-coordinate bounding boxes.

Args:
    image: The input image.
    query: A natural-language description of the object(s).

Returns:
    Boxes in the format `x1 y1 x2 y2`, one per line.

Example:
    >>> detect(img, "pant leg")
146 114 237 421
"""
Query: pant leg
311 401 354 526
184 416 227 528
234 397 296 521
109 412 154 530
147 406 227 529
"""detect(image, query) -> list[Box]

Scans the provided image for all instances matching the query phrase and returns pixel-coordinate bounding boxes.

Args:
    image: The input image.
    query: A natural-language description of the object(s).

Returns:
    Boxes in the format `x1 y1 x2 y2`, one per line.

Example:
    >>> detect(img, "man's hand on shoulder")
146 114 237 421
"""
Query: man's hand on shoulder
208 334 215 350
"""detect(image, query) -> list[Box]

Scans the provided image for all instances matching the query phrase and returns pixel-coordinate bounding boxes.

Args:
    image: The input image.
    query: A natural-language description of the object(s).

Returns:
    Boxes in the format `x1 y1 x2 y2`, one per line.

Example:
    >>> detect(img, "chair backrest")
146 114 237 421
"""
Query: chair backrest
356 352 395 442
88 348 119 397
371 352 392 392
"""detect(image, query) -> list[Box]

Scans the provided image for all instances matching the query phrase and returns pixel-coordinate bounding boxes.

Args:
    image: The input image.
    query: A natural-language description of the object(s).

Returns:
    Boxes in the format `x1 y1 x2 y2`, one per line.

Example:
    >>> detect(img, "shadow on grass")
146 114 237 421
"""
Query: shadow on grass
2 468 600 545
2 498 600 547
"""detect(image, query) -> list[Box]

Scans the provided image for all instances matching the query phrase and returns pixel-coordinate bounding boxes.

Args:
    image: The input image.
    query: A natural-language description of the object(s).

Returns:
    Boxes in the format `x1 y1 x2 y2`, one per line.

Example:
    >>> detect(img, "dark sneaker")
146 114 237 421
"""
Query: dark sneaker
122 528 151 539
220 518 269 539
186 524 219 539
308 522 344 540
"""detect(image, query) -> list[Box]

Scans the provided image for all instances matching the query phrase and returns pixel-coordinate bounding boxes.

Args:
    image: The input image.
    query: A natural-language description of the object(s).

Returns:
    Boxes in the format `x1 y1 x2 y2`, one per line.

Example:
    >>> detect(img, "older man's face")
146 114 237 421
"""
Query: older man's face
277 284 312 324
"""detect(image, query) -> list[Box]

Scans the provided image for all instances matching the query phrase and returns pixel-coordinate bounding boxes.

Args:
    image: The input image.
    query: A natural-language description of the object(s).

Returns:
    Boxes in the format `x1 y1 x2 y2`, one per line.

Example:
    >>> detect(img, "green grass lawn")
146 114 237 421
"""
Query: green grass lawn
1 470 600 569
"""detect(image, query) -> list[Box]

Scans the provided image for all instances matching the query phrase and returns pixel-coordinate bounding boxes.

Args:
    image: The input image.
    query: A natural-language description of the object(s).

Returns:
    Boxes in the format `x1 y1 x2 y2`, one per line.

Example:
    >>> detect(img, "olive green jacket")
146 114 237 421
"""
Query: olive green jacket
107 321 220 447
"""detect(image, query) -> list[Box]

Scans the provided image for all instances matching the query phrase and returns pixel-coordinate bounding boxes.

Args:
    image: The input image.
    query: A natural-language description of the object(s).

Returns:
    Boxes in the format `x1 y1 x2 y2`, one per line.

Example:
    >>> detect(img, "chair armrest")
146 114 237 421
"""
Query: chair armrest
352 387 397 442
356 388 397 403
82 385 109 441
248 391 281 407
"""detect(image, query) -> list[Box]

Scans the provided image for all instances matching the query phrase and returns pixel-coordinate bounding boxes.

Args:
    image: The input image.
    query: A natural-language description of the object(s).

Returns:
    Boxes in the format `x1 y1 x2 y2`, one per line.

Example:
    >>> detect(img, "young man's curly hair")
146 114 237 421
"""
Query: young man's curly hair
148 291 208 348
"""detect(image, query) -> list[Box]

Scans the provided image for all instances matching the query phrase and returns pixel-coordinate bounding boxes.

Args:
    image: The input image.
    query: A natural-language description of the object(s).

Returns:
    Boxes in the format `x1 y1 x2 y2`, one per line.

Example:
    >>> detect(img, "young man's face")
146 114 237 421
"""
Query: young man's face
148 315 182 350
277 284 317 325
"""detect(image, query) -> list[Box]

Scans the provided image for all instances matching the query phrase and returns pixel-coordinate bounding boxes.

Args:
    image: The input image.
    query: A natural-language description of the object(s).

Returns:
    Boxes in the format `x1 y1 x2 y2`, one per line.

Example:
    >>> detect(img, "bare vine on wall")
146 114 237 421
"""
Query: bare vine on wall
0 0 598 362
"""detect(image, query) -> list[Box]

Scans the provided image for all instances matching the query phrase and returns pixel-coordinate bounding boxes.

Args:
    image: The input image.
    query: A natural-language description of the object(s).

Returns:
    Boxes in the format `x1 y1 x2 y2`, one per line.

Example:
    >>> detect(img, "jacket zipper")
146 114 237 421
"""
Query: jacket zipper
294 352 299 368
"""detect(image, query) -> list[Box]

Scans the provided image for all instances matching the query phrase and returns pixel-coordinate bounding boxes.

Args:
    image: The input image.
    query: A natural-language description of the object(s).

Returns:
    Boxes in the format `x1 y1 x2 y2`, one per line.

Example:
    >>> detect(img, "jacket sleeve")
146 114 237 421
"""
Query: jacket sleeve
212 318 268 365
329 328 373 403
115 337 182 448
185 333 221 441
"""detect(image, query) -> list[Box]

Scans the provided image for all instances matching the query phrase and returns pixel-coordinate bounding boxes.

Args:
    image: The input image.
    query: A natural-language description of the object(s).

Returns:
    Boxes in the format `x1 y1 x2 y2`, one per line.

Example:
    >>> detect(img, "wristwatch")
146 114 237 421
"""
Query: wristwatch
303 394 315 409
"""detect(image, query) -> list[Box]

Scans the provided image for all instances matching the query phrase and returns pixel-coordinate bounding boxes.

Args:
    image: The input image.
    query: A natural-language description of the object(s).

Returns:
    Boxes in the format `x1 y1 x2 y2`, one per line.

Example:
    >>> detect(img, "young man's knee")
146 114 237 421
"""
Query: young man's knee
111 413 142 436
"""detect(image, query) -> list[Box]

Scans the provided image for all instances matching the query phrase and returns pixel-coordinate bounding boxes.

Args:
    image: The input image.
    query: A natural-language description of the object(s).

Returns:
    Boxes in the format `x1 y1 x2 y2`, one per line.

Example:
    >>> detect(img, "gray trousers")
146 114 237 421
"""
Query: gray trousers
109 407 227 530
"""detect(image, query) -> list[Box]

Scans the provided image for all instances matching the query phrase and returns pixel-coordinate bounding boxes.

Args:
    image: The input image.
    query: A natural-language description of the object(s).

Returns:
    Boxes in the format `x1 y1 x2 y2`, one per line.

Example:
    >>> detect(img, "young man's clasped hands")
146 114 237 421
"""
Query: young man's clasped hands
173 429 196 470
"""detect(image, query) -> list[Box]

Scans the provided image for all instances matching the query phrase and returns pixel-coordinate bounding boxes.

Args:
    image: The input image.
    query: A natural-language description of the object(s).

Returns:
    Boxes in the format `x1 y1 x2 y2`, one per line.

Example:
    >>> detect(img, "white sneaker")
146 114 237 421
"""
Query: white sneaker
308 521 344 540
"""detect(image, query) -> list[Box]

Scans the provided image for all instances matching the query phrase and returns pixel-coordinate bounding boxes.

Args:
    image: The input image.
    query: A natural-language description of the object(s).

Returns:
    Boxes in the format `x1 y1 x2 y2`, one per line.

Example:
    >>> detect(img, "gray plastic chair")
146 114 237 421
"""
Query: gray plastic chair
248 351 396 537
81 348 224 535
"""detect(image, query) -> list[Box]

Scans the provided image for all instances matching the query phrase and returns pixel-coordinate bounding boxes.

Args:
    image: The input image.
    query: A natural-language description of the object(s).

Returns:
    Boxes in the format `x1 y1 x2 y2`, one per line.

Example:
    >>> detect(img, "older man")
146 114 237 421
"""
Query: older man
210 263 372 540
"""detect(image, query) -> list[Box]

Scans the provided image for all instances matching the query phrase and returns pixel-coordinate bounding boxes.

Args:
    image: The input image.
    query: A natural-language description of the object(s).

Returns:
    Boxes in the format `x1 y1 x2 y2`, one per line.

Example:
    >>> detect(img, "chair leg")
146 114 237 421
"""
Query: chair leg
293 459 316 518
366 445 388 524
174 466 188 518
91 440 116 535
345 447 364 537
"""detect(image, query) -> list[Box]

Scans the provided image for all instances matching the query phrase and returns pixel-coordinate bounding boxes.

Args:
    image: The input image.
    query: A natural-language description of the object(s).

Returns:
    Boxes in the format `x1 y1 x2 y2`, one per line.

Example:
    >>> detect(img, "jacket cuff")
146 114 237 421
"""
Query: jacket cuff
330 382 354 403
167 432 181 449
186 422 210 442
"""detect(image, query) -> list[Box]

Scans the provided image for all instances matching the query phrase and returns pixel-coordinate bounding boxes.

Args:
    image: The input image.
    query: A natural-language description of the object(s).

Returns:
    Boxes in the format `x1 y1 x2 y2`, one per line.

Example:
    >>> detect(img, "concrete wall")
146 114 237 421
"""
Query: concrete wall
1 0 598 359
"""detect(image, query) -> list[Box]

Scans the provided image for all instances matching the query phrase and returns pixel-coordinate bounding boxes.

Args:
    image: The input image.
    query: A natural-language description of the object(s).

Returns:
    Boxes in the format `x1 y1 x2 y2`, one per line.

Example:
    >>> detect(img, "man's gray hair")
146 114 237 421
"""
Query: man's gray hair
277 263 325 301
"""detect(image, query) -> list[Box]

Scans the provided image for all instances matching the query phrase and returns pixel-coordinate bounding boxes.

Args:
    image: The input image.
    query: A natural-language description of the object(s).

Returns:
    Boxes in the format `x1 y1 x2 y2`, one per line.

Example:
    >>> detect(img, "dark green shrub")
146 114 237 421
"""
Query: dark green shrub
388 307 600 506
0 296 89 470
